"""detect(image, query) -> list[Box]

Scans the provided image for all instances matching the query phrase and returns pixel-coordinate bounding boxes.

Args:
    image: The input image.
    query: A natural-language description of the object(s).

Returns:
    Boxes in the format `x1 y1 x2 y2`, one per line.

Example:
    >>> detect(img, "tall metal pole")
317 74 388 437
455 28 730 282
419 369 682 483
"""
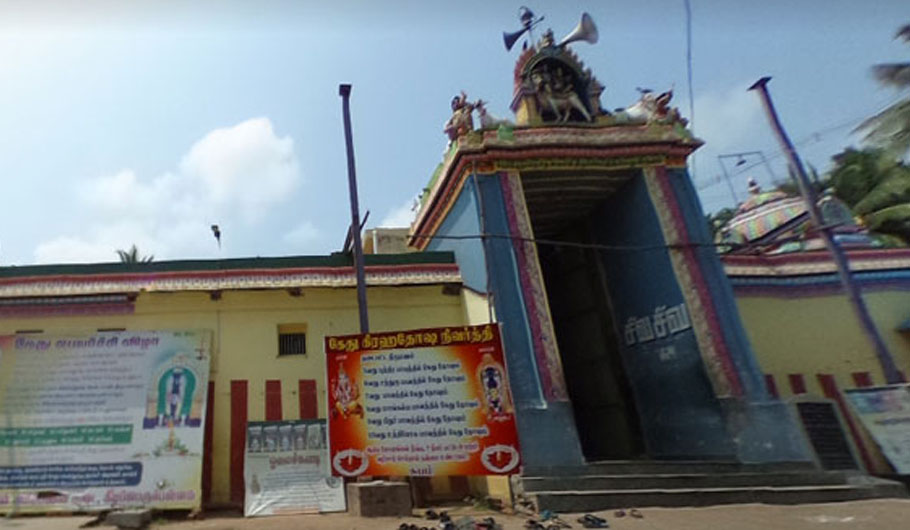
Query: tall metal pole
749 77 902 384
339 84 369 333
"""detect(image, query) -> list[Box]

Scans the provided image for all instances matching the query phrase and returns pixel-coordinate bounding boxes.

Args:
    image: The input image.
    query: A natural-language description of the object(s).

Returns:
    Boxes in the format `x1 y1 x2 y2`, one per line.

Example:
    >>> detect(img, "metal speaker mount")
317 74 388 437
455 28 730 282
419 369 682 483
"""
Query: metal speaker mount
559 12 598 48
502 6 544 52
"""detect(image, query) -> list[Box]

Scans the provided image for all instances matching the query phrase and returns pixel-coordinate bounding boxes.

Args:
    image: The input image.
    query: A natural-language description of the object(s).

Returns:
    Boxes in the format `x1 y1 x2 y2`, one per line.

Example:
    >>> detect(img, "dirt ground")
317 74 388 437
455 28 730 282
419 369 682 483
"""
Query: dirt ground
4 500 910 530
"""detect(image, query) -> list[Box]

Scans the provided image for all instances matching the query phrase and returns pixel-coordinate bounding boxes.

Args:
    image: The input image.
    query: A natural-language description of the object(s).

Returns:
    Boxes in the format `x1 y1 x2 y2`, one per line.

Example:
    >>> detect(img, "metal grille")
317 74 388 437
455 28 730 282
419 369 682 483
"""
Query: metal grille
278 333 307 356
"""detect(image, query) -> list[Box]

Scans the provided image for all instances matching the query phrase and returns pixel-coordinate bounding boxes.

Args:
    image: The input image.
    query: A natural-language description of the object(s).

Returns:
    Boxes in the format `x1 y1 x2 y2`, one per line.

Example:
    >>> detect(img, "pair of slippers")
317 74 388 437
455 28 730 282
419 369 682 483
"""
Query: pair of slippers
525 516 572 530
614 509 643 519
577 514 608 528
477 517 501 530
425 510 450 521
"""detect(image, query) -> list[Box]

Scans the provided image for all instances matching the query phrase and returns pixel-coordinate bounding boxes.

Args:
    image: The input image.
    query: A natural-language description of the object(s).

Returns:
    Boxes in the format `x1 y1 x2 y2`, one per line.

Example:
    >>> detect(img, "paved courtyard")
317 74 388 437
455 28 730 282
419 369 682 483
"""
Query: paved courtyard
3 500 910 530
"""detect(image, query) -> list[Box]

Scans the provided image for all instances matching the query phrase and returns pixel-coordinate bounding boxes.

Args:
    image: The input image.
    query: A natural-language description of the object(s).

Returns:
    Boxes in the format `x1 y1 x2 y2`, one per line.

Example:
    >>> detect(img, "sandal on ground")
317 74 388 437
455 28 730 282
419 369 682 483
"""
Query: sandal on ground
577 514 608 529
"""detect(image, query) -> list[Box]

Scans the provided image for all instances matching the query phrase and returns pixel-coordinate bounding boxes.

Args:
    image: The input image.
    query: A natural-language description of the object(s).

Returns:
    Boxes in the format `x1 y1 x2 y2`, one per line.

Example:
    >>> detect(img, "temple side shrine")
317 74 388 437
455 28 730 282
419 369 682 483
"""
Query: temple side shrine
412 13 813 476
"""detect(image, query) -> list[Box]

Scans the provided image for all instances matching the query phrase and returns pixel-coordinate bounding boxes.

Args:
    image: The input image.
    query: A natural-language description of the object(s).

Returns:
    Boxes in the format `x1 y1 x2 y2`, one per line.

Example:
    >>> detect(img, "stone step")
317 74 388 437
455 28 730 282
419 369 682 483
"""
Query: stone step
521 471 849 492
530 480 908 512
523 460 817 477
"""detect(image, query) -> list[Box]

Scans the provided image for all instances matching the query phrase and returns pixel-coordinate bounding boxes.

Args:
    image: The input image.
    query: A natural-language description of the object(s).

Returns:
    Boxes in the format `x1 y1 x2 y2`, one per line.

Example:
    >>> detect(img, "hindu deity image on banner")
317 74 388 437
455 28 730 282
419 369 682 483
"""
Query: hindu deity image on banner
0 330 212 514
325 324 521 477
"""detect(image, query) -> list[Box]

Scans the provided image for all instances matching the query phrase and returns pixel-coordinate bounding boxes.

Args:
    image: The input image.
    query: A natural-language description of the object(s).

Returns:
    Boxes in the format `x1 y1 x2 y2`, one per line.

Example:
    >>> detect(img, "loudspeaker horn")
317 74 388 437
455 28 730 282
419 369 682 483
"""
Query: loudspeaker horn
503 27 530 51
558 12 598 47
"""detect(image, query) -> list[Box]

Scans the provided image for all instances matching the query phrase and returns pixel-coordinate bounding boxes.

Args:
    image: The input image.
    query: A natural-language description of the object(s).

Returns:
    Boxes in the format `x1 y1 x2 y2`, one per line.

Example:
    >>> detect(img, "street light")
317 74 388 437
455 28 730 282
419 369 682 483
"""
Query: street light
717 150 778 204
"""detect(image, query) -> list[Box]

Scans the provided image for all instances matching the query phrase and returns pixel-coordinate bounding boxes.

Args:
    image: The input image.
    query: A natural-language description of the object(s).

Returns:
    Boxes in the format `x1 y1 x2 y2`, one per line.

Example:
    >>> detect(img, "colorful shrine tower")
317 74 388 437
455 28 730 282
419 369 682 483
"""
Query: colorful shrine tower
410 24 811 470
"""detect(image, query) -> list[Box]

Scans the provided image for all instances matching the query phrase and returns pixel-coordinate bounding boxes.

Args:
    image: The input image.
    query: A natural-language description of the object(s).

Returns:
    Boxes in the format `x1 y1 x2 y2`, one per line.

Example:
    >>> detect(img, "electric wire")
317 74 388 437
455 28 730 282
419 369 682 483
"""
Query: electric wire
410 221 847 255
695 94 907 192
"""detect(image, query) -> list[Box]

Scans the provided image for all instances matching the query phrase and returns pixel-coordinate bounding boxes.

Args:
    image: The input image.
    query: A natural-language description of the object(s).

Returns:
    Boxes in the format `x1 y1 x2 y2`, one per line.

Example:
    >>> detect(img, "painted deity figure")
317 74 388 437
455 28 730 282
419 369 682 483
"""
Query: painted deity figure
477 354 513 420
530 62 592 123
443 91 476 142
331 366 364 419
154 366 196 428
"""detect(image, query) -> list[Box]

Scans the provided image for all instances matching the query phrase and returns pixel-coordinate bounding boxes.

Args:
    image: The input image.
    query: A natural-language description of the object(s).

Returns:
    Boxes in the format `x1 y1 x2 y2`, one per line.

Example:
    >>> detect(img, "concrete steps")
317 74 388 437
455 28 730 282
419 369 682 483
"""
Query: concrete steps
517 462 909 512
522 471 848 492
523 460 818 476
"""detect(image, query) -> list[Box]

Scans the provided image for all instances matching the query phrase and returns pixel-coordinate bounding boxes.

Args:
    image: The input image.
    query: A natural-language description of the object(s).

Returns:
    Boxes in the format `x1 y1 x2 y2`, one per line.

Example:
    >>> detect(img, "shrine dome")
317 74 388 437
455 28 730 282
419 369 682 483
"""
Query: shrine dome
716 178 878 254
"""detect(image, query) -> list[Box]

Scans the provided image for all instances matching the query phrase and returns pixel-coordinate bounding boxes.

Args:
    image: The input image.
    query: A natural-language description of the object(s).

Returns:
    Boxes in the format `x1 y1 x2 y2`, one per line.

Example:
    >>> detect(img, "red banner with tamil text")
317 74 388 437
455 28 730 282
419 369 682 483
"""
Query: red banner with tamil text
325 325 521 477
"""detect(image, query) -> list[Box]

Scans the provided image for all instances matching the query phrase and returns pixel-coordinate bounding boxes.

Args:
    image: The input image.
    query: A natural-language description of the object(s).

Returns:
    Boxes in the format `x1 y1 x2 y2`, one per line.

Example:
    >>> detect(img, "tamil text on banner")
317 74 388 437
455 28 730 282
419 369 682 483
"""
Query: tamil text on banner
325 324 520 477
844 384 910 474
244 419 345 516
0 330 212 513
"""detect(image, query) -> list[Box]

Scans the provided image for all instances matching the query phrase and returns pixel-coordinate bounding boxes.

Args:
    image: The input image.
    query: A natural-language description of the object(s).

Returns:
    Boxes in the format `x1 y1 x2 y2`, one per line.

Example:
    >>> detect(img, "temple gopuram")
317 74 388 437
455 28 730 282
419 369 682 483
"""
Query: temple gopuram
408 12 907 510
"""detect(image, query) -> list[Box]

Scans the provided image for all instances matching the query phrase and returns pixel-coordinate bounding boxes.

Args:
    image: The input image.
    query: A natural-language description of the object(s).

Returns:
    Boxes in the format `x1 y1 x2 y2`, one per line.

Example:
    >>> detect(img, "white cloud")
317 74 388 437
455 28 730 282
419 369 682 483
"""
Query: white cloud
283 221 321 248
379 198 418 228
34 237 120 264
180 118 298 222
34 117 302 264
690 83 767 212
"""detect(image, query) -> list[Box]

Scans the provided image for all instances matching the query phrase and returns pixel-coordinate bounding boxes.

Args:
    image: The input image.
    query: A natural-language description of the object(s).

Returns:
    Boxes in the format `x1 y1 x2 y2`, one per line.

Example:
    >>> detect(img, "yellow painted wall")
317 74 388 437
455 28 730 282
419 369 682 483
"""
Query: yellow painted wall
461 288 494 326
734 290 910 472
0 284 470 506
735 291 910 389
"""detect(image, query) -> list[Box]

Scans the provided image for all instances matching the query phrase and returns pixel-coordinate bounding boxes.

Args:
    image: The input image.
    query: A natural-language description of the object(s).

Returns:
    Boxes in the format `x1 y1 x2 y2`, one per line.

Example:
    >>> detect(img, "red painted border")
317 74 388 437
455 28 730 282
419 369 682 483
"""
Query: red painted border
789 373 807 395
852 372 874 388
298 379 317 419
817 373 875 472
265 380 282 421
413 143 697 248
654 166 743 396
0 303 134 318
498 173 561 401
201 381 215 506
764 374 780 399
0 263 460 288
722 248 910 267
230 380 248 506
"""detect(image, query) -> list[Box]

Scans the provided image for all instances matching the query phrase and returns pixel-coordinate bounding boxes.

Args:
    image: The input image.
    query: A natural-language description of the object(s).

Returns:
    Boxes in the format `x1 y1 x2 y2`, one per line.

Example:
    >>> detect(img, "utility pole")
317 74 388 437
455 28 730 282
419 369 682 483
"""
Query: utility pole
339 84 369 333
749 77 902 384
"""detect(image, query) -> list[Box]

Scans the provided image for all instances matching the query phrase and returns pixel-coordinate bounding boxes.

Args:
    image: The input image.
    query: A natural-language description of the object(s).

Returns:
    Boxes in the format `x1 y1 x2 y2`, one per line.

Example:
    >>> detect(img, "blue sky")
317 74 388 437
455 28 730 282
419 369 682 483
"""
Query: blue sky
0 0 908 264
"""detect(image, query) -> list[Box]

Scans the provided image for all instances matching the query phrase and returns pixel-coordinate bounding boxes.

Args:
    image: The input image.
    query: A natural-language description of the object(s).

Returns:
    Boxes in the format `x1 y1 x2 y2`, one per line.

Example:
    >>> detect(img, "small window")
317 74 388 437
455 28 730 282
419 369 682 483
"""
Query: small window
278 324 307 356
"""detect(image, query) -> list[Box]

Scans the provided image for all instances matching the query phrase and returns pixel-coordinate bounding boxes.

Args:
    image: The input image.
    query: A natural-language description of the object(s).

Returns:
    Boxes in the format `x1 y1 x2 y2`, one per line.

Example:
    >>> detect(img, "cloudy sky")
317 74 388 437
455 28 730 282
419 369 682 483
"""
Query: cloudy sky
0 0 907 264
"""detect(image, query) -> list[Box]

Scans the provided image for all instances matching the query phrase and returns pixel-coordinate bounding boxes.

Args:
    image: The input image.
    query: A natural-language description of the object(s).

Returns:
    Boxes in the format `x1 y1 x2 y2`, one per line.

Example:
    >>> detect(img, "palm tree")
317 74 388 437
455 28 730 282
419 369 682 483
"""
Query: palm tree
827 147 910 244
856 24 910 158
116 244 153 263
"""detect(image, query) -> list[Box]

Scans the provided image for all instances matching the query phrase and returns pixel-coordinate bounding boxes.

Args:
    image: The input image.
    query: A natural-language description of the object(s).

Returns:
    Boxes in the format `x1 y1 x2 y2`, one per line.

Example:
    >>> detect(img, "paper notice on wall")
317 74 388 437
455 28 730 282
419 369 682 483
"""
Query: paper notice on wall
844 384 910 474
243 419 345 517
325 324 521 477
0 331 212 513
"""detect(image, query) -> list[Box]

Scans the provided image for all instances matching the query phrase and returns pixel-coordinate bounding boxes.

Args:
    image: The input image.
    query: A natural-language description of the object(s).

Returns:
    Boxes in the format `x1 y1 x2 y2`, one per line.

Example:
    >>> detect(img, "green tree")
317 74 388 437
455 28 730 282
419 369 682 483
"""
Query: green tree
774 165 826 197
116 244 154 263
855 24 910 158
827 147 910 244
827 148 901 207
705 207 737 240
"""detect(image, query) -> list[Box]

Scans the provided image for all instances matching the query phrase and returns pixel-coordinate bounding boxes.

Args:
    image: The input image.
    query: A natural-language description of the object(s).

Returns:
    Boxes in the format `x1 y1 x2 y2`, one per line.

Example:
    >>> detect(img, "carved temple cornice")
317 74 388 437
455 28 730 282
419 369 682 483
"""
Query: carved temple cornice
411 124 702 249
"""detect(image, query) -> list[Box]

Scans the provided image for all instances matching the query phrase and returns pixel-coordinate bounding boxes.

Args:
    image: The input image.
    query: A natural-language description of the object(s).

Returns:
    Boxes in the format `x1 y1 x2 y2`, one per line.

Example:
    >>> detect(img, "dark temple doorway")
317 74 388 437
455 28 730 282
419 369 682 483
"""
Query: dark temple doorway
525 169 644 460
